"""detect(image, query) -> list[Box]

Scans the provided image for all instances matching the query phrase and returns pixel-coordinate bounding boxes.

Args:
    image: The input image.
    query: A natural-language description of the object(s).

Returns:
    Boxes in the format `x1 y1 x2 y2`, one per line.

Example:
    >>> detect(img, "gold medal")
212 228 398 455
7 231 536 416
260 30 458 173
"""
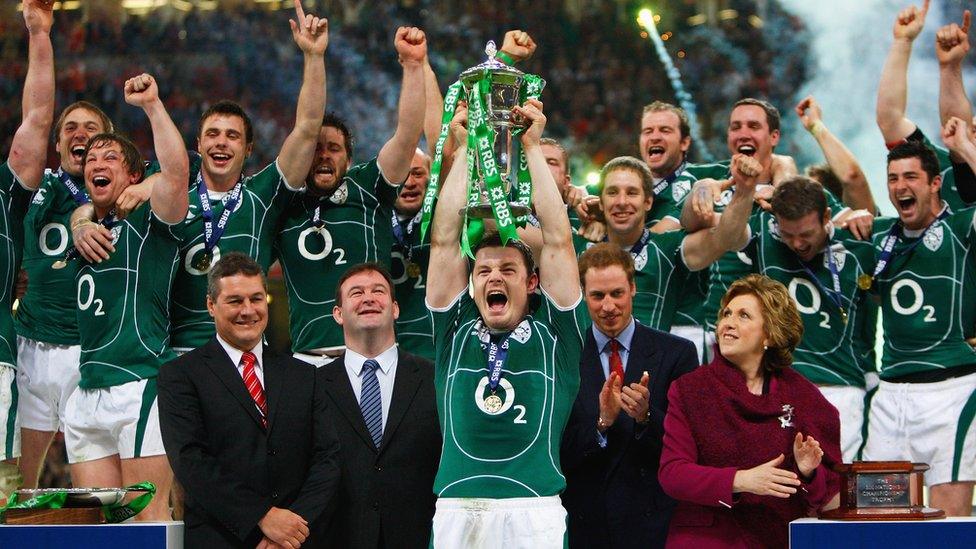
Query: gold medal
407 262 421 278
193 251 213 271
51 260 67 270
840 308 848 325
857 274 873 290
484 394 503 414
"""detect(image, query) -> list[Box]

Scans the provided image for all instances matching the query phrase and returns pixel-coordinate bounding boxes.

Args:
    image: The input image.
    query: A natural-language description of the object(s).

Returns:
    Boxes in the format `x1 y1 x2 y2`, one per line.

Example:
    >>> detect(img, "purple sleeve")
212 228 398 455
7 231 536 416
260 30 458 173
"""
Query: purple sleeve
659 383 739 508
801 463 838 514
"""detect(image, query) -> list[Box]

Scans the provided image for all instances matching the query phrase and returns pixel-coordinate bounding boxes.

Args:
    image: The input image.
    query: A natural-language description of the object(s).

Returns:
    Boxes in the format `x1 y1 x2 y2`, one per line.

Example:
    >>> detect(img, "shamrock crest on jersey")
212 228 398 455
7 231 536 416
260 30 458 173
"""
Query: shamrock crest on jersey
768 217 781 239
31 187 47 205
672 179 691 202
633 245 649 270
110 225 122 245
329 181 348 204
923 225 944 251
716 188 734 207
825 245 846 272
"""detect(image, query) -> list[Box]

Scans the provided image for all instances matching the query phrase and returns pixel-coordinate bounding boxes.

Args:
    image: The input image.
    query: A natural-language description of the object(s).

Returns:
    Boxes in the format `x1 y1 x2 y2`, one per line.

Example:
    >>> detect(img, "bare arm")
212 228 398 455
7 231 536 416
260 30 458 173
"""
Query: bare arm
278 1 329 189
679 178 728 233
682 155 759 271
796 96 876 212
8 1 55 190
877 1 929 143
377 27 427 185
516 100 580 307
937 11 973 144
426 107 471 309
942 117 976 202
123 74 188 224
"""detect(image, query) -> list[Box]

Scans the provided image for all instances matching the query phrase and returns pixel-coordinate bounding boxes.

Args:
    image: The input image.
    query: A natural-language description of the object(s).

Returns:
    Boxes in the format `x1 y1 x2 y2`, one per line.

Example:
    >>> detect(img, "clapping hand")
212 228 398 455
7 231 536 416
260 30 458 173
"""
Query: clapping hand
793 432 824 479
621 371 651 423
732 453 802 498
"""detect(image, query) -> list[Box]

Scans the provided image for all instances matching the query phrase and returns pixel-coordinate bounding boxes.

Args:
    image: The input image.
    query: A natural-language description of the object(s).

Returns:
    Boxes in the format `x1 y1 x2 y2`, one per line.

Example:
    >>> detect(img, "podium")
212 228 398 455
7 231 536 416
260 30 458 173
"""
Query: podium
0 521 183 548
790 517 976 548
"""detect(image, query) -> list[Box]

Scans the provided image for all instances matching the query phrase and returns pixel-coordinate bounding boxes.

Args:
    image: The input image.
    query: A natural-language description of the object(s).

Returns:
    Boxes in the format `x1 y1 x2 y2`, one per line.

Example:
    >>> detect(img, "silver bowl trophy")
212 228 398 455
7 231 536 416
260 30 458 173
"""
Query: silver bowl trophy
418 41 545 254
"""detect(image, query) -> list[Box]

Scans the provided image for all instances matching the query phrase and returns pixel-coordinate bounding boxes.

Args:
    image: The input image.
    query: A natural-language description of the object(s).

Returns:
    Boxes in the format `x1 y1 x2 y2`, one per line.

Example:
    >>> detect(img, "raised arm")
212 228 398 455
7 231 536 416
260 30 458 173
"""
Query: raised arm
877 1 928 143
377 27 427 184
936 11 973 134
942 117 976 203
682 155 759 271
425 105 471 308
277 0 329 188
124 74 188 224
516 99 580 307
796 96 876 212
8 0 55 190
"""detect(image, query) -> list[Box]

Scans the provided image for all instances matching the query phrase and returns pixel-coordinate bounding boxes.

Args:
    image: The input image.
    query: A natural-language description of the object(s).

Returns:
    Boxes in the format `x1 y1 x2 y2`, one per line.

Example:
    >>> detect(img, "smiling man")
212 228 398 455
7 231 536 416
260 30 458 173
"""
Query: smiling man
861 141 976 516
561 243 697 549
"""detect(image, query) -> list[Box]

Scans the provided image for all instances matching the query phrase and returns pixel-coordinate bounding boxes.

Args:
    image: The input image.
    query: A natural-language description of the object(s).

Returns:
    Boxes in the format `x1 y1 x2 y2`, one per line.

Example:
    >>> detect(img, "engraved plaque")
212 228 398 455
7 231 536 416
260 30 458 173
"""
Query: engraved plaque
855 473 911 508
819 461 944 521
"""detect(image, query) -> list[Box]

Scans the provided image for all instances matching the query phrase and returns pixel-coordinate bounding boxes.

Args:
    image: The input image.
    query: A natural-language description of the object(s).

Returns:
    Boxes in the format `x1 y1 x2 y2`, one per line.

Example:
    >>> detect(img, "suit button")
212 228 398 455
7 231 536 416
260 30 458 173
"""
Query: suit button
272 492 279 499
372 502 379 510
375 465 383 472
267 449 276 456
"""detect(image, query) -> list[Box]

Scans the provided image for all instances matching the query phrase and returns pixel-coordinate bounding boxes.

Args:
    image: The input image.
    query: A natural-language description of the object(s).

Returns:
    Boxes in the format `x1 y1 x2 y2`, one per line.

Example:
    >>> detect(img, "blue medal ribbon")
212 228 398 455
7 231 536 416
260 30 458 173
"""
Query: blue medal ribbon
653 161 687 197
606 229 651 257
798 240 846 321
196 172 243 256
56 169 89 206
485 334 511 393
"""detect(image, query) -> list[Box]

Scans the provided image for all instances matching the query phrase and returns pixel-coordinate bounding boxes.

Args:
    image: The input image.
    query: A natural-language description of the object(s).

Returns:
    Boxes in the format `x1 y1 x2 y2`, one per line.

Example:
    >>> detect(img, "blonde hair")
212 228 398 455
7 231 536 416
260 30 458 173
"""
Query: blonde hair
719 274 803 373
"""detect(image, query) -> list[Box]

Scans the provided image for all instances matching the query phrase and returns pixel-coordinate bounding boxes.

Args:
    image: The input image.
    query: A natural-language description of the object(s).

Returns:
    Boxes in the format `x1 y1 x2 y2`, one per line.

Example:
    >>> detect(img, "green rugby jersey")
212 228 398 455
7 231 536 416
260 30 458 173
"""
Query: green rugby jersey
871 207 976 379
170 161 299 349
745 213 877 386
575 229 689 331
391 212 433 360
430 288 586 498
77 202 183 389
16 169 87 345
0 163 33 366
277 159 398 352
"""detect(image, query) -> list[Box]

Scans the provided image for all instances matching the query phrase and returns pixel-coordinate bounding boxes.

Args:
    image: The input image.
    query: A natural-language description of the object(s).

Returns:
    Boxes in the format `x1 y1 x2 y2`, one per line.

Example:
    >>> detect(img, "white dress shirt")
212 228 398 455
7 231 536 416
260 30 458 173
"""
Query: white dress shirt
343 345 398 429
216 334 265 387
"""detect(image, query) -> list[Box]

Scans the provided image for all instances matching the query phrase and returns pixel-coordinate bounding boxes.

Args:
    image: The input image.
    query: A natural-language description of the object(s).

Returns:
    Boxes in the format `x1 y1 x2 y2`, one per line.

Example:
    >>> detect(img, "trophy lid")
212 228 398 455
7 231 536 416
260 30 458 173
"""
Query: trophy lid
460 40 525 88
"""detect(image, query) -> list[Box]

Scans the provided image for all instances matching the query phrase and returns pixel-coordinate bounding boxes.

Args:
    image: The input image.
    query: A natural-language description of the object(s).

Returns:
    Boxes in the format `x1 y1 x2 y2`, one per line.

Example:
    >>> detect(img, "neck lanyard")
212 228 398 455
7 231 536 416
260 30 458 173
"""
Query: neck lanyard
194 172 244 271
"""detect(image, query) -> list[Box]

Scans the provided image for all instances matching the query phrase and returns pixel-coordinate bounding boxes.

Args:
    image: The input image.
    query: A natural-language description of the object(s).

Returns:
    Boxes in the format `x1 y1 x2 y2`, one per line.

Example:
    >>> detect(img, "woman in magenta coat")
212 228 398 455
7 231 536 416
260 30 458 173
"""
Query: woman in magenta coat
659 275 842 548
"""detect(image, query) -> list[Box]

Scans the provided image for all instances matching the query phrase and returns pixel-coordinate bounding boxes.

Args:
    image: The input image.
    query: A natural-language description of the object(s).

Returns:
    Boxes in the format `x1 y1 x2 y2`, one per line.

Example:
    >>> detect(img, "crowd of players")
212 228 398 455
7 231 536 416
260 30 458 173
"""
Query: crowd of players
1 0 975 539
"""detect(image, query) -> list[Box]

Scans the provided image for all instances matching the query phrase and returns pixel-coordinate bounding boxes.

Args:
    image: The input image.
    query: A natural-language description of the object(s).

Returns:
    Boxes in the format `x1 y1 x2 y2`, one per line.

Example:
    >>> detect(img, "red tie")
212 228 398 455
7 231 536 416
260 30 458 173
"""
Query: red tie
608 339 625 380
241 351 268 428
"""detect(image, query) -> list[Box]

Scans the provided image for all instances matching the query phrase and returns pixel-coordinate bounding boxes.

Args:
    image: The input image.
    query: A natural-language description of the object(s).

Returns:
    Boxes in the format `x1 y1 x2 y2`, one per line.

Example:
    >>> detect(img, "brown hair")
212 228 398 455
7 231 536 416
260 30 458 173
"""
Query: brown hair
770 176 827 220
733 98 781 133
578 243 634 287
719 274 802 373
54 101 114 141
335 262 396 306
199 100 254 144
472 231 536 275
539 137 570 174
600 156 654 199
642 101 691 140
83 133 145 181
207 252 267 300
805 163 843 198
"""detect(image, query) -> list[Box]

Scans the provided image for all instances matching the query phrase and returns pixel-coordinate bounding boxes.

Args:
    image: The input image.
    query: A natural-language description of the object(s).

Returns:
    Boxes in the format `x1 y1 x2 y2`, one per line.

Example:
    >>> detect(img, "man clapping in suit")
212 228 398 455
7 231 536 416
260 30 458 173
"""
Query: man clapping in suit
319 263 441 548
561 243 698 549
158 252 340 548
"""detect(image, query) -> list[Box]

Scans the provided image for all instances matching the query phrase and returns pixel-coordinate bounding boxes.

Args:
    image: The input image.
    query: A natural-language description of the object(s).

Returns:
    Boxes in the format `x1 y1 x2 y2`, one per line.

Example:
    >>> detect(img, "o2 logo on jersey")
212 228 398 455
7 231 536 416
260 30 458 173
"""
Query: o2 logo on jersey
298 226 347 265
788 277 835 330
38 222 69 256
890 279 937 322
184 243 220 276
474 376 527 424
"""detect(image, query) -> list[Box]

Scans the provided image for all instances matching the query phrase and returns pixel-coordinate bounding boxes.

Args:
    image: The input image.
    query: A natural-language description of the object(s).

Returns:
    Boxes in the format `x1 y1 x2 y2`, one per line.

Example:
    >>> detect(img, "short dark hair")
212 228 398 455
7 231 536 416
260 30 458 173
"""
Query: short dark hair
887 140 940 181
335 262 395 306
805 163 843 198
539 137 570 174
642 101 691 140
733 98 780 133
83 133 145 181
600 156 654 198
578 243 635 287
207 252 266 300
55 101 114 140
323 112 354 160
771 176 828 221
472 232 536 275
199 100 253 144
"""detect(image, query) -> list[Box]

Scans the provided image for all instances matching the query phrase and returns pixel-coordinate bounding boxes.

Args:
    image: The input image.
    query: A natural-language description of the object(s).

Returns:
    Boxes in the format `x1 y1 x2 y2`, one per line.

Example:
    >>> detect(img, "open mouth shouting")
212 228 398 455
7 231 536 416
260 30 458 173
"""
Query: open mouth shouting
486 289 508 314
92 175 112 188
208 151 233 169
736 143 757 156
646 145 666 163
895 195 917 216
71 144 87 163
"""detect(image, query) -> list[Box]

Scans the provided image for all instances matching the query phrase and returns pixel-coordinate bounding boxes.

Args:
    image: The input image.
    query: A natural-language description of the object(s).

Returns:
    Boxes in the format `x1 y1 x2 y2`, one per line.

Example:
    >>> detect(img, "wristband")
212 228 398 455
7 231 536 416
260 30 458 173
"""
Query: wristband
495 51 516 66
808 120 826 138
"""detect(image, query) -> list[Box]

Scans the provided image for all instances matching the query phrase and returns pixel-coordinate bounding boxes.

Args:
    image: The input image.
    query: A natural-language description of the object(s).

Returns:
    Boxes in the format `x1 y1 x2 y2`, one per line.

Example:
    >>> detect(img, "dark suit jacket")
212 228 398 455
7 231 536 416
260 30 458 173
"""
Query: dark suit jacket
158 337 341 549
561 323 699 549
319 350 441 549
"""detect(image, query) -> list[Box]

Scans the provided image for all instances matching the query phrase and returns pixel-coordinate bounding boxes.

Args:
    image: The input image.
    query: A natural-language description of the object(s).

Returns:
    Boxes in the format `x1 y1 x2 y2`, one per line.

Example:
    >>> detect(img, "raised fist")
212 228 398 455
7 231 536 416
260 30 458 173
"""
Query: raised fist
23 0 55 35
794 96 823 132
732 153 762 181
124 73 159 108
936 10 971 66
395 27 427 65
893 0 929 42
500 30 537 63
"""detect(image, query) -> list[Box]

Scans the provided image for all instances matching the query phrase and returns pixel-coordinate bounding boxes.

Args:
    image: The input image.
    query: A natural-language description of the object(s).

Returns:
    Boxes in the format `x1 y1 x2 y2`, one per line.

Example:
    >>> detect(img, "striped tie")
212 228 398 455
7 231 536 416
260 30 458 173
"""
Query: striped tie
241 351 268 428
359 359 383 448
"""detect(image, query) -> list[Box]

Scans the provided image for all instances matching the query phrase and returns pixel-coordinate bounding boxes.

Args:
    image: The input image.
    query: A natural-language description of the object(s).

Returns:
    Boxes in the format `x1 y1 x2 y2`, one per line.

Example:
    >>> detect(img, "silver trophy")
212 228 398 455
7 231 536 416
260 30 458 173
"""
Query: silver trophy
459 41 532 219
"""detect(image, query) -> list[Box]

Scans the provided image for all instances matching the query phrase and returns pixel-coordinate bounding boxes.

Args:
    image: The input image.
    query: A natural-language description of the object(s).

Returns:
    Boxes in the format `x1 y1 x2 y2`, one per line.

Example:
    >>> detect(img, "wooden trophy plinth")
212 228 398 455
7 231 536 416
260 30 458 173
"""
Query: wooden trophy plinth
819 461 945 521
4 507 103 525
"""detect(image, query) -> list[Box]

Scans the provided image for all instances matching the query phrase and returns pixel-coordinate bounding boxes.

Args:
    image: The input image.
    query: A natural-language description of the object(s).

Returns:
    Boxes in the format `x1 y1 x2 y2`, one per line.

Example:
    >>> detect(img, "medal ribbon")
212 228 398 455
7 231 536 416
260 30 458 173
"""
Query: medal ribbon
653 161 687 197
419 81 463 243
0 481 156 524
872 208 950 279
798 241 846 319
197 172 243 256
57 169 89 206
485 333 511 393
605 229 651 257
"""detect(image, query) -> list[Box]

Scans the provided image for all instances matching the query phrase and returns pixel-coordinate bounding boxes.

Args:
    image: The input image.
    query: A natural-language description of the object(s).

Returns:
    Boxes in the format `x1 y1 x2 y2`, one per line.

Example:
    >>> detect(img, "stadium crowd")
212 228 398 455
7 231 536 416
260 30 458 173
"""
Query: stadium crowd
1 0 975 548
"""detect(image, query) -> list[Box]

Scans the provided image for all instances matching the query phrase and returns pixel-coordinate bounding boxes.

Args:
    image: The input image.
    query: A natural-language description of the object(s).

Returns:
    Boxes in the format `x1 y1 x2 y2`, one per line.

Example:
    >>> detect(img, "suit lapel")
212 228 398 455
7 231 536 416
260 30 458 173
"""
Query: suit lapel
263 346 284 433
380 351 422 454
624 325 656 387
203 338 265 430
323 355 377 452
582 330 605 418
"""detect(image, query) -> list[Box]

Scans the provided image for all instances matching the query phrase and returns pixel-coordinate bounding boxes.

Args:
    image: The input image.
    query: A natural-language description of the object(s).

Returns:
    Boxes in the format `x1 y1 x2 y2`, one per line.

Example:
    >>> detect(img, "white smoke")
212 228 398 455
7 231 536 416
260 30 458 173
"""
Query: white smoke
781 0 972 215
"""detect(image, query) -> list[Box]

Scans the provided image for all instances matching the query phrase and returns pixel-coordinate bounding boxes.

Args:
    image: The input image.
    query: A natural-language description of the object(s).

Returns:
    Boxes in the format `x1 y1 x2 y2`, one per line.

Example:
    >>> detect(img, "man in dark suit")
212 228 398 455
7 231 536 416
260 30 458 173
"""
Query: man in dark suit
320 262 440 548
158 252 340 549
561 243 698 549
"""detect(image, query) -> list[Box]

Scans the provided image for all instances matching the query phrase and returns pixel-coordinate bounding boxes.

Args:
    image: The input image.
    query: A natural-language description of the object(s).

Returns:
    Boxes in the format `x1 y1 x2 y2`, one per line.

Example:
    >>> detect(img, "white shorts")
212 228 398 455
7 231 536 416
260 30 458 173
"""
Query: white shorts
0 364 20 461
669 325 711 364
818 385 866 463
432 496 566 549
16 336 81 432
63 378 164 464
863 372 976 486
